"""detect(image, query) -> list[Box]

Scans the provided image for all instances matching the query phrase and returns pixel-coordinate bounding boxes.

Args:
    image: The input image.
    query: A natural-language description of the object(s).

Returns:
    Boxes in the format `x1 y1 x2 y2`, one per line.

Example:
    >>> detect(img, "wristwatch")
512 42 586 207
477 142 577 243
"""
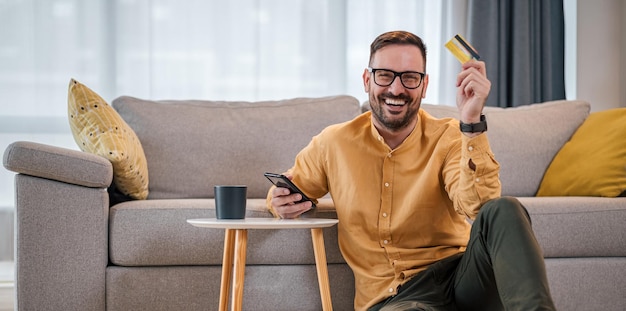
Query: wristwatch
459 114 487 133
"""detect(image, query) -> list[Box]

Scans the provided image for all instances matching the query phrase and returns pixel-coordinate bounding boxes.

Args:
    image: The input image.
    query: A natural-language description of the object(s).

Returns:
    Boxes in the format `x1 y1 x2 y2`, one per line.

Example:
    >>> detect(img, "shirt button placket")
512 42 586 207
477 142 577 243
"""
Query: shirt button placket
380 150 394 250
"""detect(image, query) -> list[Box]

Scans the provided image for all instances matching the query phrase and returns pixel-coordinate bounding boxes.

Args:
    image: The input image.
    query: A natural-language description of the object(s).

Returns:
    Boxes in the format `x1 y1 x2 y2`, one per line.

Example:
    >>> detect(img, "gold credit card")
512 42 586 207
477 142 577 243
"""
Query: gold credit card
445 34 480 63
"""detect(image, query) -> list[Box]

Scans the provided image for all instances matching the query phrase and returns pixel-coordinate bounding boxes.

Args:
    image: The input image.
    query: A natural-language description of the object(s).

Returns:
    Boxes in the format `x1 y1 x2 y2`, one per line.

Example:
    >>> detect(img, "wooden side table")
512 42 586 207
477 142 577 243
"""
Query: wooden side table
187 217 339 311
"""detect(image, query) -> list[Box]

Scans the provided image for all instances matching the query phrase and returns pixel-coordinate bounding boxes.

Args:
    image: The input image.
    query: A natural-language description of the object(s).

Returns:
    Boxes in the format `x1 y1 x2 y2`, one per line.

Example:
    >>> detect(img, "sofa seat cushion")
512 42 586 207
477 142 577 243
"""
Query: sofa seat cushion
520 196 626 257
420 100 590 197
111 95 361 200
109 199 344 266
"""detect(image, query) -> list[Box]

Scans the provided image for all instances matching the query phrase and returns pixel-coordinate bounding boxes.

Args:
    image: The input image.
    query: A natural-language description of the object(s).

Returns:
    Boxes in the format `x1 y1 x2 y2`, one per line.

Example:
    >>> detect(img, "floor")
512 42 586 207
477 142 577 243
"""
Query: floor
0 262 14 311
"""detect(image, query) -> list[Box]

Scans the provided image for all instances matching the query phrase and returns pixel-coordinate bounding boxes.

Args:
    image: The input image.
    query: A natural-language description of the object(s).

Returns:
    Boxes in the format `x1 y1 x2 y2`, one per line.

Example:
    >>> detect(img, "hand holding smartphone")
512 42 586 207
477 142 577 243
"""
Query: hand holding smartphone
264 172 316 208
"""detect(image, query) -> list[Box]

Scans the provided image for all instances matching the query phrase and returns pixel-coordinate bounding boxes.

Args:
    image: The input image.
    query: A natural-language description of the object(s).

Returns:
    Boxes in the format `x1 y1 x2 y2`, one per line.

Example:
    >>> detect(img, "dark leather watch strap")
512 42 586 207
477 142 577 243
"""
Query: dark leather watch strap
459 114 487 133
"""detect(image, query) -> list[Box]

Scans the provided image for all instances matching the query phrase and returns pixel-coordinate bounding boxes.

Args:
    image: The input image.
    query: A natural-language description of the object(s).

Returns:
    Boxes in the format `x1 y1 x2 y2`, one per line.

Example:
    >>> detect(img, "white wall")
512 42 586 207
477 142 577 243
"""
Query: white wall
566 0 626 111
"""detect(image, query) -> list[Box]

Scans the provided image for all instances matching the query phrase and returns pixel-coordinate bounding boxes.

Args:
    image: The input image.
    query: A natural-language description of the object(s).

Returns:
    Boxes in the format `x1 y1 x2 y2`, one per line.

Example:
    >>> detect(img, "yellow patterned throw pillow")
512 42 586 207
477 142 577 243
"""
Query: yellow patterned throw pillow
68 79 149 200
537 108 626 197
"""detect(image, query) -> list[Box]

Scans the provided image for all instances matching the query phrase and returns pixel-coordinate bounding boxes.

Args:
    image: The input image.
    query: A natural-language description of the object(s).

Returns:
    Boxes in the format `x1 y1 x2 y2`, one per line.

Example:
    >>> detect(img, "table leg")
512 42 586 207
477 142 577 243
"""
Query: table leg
311 228 333 311
232 229 248 311
219 229 236 311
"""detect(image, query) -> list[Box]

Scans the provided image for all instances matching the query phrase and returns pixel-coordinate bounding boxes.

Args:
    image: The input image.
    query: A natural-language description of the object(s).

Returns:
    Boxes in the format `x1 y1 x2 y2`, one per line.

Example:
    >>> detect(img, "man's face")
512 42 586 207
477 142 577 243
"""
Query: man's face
363 44 428 132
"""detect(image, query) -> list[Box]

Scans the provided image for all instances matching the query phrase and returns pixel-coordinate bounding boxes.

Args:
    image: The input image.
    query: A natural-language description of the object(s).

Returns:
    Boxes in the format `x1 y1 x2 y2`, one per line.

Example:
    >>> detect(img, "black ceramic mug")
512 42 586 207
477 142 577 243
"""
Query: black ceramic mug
214 185 247 219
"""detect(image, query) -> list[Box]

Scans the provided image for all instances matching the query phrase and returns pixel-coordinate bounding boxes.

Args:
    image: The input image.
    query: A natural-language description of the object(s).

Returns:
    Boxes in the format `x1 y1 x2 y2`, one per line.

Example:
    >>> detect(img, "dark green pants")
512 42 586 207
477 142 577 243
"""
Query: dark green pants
369 197 556 311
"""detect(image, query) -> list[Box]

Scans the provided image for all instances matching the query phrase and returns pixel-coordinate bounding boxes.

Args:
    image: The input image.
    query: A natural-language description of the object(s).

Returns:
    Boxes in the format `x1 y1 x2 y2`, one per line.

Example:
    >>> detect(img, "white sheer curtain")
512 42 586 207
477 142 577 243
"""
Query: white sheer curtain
0 0 468 208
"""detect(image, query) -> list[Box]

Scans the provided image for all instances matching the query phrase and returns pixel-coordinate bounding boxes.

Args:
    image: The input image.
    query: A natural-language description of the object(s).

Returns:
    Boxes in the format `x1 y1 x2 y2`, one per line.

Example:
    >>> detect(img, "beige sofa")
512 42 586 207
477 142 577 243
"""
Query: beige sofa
4 95 626 310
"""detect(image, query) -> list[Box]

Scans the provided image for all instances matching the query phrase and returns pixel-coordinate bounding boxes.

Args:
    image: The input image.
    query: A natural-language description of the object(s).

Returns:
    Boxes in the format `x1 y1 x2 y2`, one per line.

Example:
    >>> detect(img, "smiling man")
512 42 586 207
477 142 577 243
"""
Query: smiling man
267 31 555 311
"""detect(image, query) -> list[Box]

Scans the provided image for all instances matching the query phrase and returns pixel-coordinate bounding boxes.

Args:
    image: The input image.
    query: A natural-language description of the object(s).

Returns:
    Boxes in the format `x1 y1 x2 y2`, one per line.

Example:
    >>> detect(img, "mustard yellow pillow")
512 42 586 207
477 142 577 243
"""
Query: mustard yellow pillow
537 108 626 197
68 79 149 200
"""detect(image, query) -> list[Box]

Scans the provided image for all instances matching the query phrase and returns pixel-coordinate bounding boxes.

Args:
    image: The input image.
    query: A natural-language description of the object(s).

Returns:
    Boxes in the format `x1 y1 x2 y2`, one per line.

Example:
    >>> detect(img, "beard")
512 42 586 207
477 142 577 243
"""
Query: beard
369 92 421 132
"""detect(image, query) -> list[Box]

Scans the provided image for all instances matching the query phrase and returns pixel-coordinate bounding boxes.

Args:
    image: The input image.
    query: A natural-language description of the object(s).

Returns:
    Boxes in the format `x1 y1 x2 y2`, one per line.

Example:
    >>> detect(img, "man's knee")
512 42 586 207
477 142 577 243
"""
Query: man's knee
477 196 531 225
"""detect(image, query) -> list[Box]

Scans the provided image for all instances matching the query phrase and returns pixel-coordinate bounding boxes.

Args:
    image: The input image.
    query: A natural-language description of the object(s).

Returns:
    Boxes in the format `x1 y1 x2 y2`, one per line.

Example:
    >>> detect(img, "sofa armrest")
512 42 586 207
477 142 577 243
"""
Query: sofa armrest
4 141 111 310
3 141 112 187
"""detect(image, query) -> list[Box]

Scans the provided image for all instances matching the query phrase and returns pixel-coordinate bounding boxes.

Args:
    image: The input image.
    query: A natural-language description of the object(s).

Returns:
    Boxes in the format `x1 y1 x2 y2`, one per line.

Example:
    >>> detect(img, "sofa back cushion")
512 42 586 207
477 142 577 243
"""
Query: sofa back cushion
420 100 590 197
112 95 361 199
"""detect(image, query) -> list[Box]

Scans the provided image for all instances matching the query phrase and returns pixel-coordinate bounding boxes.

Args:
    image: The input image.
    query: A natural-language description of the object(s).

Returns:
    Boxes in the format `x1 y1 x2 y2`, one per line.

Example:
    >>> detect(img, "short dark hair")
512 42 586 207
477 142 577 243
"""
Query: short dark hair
369 31 427 69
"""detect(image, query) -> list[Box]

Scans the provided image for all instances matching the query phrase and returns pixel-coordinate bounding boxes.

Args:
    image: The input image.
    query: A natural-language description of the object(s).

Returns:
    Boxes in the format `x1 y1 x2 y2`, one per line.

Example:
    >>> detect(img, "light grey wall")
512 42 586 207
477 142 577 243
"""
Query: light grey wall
622 0 626 107
0 207 14 261
566 0 626 111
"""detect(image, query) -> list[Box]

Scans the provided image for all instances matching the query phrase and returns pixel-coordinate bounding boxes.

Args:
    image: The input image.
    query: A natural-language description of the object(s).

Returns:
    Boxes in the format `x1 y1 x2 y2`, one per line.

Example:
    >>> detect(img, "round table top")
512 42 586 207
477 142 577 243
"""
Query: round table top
187 217 339 229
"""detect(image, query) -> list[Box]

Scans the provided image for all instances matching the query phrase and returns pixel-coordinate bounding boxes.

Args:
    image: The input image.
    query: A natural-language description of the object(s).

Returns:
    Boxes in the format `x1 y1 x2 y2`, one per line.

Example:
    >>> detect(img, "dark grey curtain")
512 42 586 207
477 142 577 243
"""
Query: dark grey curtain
468 0 566 107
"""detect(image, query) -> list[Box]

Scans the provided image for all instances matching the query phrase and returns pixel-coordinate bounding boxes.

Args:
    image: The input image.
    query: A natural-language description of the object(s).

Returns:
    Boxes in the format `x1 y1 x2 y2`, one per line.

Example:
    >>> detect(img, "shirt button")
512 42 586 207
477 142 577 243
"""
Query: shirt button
468 146 474 151
475 178 481 182
388 288 394 293
385 182 390 187
382 213 388 217
378 136 383 141
383 240 389 244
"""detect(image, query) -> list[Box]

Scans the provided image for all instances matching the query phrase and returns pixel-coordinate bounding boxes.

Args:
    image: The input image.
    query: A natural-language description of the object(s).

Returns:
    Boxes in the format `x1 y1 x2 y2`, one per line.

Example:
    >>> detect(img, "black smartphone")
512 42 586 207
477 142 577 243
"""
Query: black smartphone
264 172 316 208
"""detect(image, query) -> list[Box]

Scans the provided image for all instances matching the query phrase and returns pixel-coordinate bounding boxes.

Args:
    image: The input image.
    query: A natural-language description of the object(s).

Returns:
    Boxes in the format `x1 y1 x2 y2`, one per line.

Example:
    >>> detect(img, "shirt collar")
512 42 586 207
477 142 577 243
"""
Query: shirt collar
367 110 424 151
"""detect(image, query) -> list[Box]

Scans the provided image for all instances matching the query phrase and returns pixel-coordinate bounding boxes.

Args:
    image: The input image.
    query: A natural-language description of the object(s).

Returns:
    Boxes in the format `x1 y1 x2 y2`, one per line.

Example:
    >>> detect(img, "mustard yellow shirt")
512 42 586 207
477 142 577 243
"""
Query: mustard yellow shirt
269 109 501 310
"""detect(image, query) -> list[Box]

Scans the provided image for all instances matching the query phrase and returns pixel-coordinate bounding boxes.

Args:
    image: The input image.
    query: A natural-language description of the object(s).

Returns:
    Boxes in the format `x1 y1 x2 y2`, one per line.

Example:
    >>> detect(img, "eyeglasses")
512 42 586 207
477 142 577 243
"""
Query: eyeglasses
367 67 425 89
